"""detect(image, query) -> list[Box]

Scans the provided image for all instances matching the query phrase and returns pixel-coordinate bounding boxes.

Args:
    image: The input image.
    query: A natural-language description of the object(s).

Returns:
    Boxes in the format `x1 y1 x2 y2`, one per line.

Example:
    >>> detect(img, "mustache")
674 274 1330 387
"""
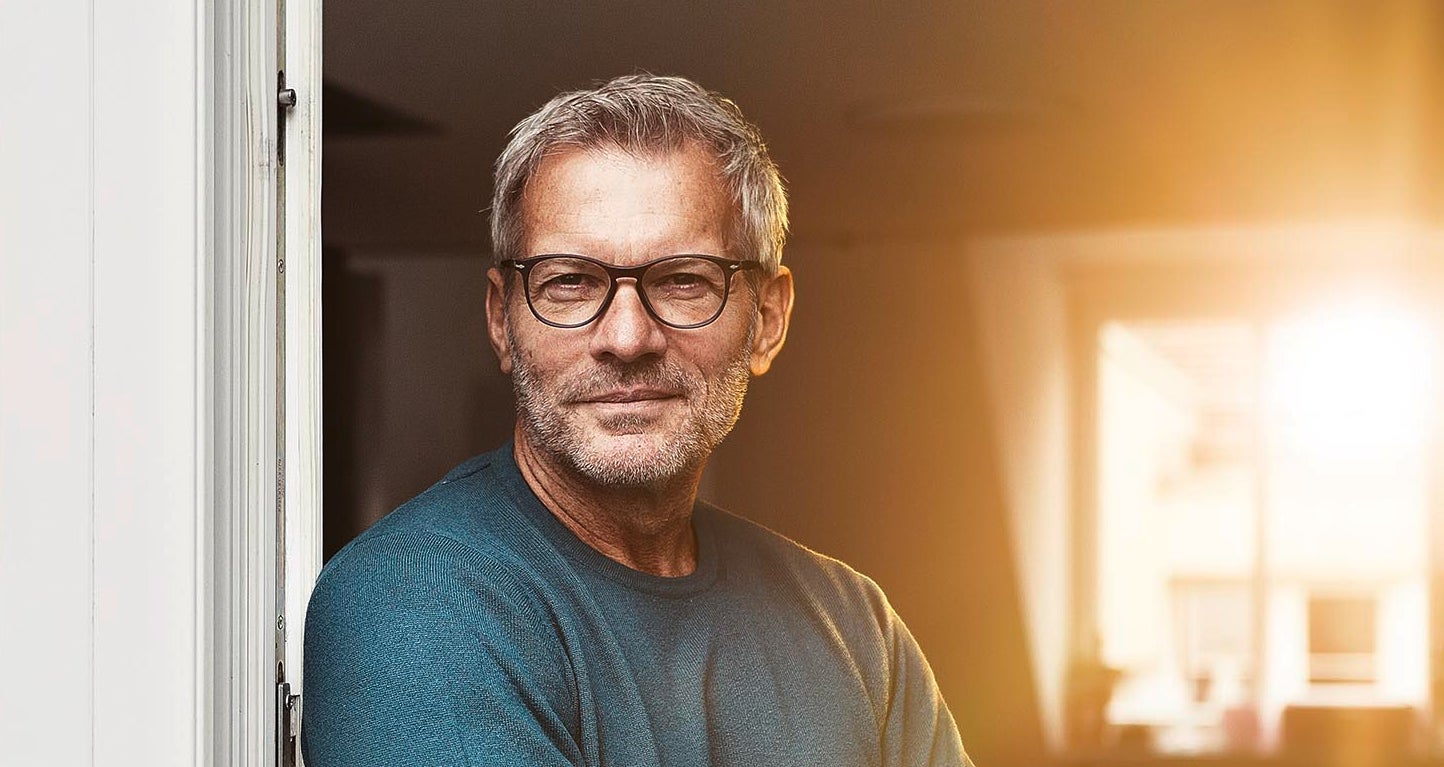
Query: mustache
558 361 694 403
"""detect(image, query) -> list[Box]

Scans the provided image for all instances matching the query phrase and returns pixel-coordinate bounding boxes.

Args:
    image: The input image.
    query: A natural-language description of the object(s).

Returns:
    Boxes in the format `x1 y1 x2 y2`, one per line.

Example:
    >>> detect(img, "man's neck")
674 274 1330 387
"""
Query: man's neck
512 434 703 577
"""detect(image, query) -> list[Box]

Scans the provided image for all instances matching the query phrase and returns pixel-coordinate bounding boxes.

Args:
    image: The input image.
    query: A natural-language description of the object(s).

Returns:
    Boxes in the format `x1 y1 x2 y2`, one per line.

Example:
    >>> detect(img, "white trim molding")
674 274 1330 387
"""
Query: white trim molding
207 0 282 764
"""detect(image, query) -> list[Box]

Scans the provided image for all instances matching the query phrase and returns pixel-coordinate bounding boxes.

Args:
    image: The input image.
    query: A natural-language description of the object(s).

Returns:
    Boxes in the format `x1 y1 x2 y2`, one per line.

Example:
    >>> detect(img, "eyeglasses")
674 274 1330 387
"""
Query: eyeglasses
500 254 761 329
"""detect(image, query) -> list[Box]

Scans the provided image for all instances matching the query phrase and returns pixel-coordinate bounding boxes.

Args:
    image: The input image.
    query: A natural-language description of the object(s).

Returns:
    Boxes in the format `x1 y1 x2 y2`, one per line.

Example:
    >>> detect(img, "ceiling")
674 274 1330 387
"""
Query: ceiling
322 1 1441 254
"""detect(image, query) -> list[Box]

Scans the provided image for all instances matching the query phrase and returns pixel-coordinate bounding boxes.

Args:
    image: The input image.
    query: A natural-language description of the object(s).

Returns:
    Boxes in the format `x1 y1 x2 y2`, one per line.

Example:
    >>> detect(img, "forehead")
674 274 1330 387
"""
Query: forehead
519 144 734 260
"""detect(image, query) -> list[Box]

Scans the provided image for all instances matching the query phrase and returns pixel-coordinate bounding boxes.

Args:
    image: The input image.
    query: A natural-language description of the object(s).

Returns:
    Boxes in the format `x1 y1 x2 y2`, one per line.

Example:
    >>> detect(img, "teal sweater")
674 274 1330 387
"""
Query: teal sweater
302 445 970 766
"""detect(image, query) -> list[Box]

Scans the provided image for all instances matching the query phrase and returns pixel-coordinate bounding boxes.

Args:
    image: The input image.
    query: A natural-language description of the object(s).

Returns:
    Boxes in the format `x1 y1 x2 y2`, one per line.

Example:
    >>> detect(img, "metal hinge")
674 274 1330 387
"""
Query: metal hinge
278 79 298 109
277 681 301 767
277 71 296 166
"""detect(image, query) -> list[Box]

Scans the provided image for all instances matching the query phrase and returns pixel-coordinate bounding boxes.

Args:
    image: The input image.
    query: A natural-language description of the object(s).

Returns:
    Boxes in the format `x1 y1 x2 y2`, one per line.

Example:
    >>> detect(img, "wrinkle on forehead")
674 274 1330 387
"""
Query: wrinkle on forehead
518 144 738 262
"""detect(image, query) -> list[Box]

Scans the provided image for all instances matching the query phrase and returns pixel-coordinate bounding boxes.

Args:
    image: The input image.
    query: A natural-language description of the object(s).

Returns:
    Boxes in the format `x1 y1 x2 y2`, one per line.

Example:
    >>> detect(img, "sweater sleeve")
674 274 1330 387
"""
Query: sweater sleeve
301 532 585 767
879 607 974 767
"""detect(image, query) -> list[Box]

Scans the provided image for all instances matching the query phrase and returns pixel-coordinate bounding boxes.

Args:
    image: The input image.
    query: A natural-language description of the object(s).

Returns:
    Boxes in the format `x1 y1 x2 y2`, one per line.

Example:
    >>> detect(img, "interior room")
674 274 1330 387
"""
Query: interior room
320 3 1444 765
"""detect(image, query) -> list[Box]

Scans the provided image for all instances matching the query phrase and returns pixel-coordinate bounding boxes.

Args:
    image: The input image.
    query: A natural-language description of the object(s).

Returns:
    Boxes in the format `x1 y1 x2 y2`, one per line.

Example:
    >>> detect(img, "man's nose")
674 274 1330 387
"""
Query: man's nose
588 280 667 362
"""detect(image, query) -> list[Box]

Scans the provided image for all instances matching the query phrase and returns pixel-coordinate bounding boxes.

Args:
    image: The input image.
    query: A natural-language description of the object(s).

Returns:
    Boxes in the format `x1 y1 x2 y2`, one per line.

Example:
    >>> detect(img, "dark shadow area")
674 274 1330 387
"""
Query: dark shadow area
322 81 440 139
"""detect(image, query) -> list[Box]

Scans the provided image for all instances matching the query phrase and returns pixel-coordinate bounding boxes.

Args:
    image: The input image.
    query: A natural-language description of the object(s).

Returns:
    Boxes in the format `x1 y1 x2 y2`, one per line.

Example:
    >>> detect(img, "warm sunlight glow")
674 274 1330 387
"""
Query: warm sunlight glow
1098 299 1440 754
1266 300 1438 460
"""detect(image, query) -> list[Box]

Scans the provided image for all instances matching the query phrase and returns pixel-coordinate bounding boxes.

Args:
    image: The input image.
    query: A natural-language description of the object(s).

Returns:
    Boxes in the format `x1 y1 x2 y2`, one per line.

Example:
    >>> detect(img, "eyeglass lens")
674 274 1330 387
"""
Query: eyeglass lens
526 256 731 327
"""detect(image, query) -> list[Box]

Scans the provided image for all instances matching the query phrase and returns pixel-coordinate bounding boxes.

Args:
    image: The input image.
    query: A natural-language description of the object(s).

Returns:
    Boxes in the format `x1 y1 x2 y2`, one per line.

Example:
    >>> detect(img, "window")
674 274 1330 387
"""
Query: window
1083 287 1438 756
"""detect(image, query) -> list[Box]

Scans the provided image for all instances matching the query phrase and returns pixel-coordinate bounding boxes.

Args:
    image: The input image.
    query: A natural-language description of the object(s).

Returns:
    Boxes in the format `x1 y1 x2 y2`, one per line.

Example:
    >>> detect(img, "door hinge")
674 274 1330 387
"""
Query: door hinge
277 681 301 767
277 70 296 166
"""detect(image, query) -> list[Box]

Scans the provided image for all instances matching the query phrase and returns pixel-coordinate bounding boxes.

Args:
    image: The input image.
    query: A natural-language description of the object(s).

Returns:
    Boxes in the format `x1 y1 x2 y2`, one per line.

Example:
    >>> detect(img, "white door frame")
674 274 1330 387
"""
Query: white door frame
280 0 325 737
206 0 321 762
280 0 325 747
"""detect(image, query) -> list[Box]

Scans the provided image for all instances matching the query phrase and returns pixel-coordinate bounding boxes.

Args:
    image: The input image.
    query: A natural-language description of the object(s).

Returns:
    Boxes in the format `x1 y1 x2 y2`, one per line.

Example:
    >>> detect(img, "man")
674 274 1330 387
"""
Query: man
303 74 970 767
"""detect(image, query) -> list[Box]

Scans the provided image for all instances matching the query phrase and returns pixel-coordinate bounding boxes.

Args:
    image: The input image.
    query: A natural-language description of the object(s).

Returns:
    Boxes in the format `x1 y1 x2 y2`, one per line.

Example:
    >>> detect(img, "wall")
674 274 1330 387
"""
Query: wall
0 0 207 764
322 250 511 559
965 245 1073 751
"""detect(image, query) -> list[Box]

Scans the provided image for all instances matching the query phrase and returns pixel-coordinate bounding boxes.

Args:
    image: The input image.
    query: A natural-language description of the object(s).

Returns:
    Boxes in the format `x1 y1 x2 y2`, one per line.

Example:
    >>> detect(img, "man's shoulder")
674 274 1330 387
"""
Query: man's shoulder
703 502 873 578
312 447 542 605
301 453 586 767
346 447 518 543
702 502 891 620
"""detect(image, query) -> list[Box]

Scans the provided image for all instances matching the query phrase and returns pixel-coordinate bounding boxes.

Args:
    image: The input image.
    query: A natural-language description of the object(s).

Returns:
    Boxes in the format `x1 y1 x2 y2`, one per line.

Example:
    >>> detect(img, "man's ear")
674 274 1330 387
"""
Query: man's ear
749 265 794 376
485 267 514 375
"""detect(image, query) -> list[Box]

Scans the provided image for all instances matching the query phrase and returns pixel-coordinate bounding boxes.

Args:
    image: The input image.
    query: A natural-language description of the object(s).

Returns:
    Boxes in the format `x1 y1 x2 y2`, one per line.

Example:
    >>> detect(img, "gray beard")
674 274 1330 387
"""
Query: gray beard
507 314 754 488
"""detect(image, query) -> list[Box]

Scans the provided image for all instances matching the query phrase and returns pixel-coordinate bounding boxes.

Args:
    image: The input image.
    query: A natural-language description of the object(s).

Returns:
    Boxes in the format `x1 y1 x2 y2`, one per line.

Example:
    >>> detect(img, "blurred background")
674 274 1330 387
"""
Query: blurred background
320 2 1444 765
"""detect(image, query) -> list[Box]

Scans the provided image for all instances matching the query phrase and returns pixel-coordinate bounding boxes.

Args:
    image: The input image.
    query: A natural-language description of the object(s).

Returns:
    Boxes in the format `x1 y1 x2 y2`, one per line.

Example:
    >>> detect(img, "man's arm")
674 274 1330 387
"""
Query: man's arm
301 533 584 767
879 609 975 767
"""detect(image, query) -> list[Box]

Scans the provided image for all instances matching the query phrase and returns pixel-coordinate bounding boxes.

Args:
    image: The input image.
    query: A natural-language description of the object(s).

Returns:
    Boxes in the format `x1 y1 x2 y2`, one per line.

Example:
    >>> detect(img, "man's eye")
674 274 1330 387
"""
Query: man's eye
551 273 594 287
666 273 704 287
535 272 605 303
538 271 602 288
660 271 721 290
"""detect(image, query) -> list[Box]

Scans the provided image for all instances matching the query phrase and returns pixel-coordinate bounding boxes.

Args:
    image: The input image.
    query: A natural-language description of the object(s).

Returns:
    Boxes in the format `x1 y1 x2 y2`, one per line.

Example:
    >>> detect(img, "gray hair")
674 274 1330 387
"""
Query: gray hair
490 74 788 275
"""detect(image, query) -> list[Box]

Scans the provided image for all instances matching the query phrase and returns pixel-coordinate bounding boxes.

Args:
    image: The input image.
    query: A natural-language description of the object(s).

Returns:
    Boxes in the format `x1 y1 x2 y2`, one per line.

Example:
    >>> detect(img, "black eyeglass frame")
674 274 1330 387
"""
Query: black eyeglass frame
499 253 763 329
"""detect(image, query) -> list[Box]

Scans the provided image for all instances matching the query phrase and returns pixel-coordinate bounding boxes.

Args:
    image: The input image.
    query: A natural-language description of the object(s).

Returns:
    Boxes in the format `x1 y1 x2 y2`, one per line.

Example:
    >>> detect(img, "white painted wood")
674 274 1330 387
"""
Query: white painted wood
208 0 282 764
2 0 287 764
0 1 96 764
90 0 206 762
281 0 325 720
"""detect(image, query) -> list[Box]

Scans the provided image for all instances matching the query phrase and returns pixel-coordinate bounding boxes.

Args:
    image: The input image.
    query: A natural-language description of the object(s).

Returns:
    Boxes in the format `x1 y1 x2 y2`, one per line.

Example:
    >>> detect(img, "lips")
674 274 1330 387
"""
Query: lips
576 388 682 404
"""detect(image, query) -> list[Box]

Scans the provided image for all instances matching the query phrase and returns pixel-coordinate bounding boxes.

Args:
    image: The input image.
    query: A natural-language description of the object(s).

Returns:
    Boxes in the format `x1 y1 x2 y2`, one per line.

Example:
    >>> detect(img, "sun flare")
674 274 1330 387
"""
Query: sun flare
1265 299 1439 460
